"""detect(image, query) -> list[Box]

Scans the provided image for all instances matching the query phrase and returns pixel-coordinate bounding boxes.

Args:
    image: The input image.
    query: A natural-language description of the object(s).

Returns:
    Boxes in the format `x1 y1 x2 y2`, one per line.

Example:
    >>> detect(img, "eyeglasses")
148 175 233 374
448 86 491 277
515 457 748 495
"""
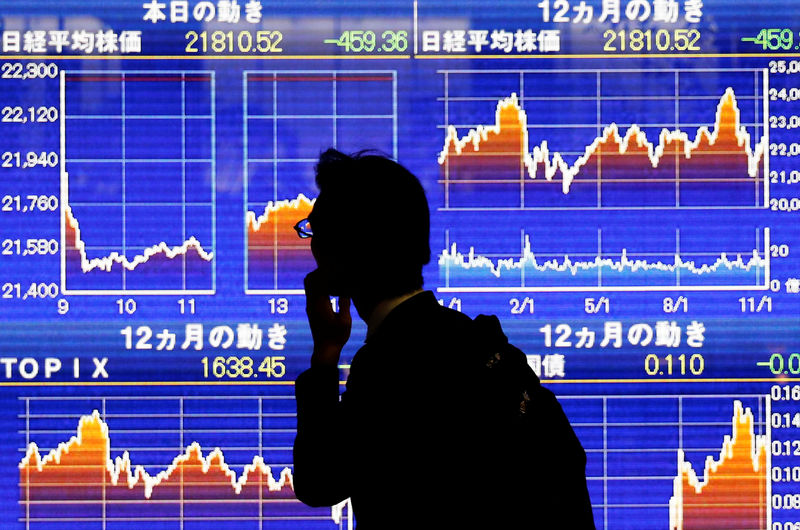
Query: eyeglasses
293 218 313 239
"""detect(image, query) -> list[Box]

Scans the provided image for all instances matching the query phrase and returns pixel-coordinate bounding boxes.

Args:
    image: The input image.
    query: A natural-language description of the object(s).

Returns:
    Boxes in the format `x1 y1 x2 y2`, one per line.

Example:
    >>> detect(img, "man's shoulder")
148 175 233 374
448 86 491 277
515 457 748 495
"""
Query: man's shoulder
356 291 478 367
389 291 475 343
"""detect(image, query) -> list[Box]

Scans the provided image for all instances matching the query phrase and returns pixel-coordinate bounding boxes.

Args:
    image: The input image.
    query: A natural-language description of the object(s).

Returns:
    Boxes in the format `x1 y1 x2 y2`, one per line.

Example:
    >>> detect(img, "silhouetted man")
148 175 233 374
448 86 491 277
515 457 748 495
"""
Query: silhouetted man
293 149 595 528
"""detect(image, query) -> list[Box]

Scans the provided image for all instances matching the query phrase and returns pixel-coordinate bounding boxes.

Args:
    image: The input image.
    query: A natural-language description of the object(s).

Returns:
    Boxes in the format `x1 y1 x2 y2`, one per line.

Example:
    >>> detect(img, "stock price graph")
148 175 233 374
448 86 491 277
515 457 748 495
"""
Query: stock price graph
669 400 769 530
562 394 771 529
61 71 216 294
18 395 351 529
15 394 771 530
244 71 396 294
438 69 769 210
1 1 800 529
438 226 771 291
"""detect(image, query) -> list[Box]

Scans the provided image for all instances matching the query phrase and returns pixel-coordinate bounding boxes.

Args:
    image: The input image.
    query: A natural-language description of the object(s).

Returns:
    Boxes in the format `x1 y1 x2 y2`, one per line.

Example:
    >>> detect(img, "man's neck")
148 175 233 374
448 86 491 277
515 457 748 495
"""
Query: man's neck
361 289 424 339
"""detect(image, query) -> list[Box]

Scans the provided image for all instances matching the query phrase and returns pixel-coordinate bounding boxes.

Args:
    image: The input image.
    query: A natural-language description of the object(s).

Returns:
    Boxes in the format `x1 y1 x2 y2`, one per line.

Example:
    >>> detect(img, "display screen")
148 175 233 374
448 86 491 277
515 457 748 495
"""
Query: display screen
1 1 800 528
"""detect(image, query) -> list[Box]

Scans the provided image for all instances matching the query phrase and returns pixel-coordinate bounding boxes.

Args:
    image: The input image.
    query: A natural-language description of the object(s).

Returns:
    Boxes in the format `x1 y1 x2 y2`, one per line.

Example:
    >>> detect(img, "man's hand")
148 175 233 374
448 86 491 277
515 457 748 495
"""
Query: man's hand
305 269 351 367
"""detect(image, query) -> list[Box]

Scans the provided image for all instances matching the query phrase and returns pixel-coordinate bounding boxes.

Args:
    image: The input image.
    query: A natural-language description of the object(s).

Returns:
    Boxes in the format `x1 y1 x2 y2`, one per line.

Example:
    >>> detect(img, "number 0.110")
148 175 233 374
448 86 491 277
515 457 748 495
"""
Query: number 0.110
644 353 704 376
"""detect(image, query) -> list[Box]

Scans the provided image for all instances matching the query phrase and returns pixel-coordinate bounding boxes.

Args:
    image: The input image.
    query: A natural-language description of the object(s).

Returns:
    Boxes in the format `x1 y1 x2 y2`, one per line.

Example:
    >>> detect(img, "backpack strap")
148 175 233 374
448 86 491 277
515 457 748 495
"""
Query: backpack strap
472 314 541 419
472 315 596 528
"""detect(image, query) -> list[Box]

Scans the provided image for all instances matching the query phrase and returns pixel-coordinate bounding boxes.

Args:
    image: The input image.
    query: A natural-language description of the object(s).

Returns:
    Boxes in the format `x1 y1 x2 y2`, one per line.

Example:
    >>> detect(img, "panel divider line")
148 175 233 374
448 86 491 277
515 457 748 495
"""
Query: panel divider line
102 398 107 530
180 397 184 530
763 68 770 207
603 397 608 530
675 71 681 208
182 73 187 290
60 71 67 294
244 72 250 291
25 397 30 530
273 72 279 290
211 71 218 293
121 74 127 291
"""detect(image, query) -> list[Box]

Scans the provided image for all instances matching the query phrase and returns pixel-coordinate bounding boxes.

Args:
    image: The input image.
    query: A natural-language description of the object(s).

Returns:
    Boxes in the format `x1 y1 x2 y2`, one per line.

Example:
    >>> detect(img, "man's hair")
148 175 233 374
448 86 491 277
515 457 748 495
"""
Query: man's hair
312 148 430 299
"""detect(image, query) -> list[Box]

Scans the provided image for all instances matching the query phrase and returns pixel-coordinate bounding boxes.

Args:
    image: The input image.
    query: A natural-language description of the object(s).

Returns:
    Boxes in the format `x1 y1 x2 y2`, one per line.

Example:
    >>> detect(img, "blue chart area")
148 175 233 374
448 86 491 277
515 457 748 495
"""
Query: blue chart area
0 1 799 527
244 70 397 294
62 71 216 294
435 68 772 294
18 393 352 529
15 390 770 530
439 225 770 292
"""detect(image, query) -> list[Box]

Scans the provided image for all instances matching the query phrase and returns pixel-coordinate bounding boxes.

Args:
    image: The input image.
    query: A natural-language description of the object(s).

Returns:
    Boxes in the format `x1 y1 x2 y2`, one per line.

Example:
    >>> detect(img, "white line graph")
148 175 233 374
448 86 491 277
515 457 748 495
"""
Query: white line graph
19 394 352 529
60 70 217 295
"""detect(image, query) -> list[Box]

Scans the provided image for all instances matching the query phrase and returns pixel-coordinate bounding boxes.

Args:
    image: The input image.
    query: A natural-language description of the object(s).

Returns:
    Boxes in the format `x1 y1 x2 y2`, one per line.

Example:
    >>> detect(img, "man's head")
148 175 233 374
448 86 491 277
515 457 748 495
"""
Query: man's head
306 148 430 302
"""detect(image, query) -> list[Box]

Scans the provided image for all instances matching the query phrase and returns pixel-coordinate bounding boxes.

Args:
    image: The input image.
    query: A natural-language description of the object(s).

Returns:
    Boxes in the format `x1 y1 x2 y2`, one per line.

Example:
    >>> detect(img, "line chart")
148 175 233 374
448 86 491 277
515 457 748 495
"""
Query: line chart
60 71 216 295
438 226 771 292
18 393 768 530
1 3 800 530
243 70 397 294
18 394 352 529
560 393 770 530
438 68 769 211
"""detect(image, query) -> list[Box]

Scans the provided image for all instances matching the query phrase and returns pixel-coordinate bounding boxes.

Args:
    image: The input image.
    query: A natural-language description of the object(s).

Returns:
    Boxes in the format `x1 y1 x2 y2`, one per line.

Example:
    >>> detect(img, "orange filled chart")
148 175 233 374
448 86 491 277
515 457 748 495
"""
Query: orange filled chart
438 69 768 210
246 194 315 295
244 71 396 294
61 71 216 294
669 401 769 530
19 395 351 529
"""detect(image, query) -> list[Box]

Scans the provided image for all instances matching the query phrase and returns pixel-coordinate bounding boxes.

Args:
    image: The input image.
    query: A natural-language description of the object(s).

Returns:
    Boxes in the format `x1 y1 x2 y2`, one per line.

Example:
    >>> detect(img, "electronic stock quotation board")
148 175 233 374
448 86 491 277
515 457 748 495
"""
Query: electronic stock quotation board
1 1 800 528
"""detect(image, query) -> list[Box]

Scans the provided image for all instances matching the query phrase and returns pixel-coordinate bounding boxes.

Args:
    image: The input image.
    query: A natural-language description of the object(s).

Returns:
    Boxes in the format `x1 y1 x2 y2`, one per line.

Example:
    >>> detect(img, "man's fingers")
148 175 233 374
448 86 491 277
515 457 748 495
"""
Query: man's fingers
303 269 322 295
304 270 328 301
304 270 333 316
